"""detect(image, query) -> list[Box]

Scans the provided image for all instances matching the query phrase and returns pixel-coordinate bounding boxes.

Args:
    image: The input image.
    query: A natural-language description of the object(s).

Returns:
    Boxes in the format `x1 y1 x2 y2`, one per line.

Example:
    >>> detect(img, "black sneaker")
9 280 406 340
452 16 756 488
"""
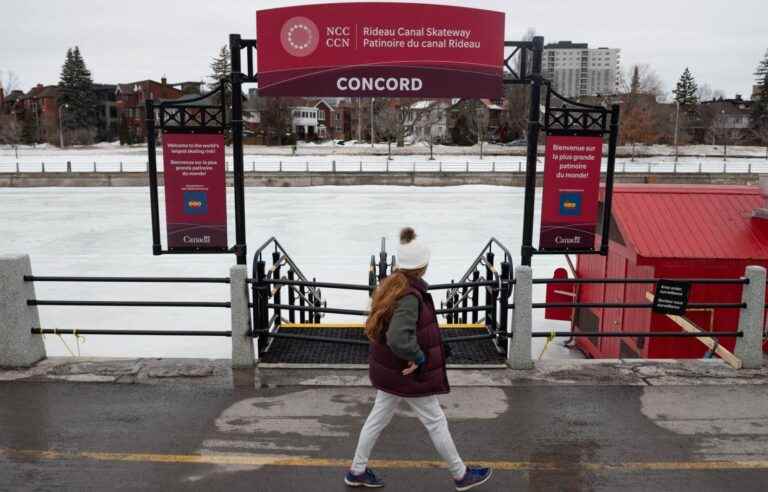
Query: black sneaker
454 467 493 491
344 468 385 488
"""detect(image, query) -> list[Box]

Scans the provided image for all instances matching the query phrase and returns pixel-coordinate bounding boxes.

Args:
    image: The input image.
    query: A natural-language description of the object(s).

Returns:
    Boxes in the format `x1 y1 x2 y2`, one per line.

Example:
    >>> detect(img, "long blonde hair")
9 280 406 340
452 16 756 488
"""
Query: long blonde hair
365 267 425 342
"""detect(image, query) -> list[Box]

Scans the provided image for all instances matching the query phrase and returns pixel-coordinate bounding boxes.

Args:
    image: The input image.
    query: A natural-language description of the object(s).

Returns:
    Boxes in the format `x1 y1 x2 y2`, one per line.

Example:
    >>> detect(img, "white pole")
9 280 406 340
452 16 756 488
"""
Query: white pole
674 101 680 163
370 97 374 148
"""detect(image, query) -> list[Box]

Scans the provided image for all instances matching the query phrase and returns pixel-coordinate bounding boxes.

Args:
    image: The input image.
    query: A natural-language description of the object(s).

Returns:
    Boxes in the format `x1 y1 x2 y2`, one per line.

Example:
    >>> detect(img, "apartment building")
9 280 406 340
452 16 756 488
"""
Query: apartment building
542 41 620 98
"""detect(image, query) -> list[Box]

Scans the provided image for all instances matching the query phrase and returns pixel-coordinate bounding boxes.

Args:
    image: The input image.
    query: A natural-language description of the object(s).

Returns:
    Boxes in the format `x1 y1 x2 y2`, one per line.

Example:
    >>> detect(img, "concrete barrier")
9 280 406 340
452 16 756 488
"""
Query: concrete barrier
0 255 46 367
230 265 255 368
735 265 766 369
0 172 760 188
509 265 533 369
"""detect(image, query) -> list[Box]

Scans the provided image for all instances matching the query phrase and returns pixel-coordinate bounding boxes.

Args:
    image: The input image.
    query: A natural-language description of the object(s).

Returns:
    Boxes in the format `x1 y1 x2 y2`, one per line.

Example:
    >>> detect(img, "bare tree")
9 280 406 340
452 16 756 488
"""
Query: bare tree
409 100 448 159
0 69 20 94
449 99 490 153
253 96 297 145
0 113 21 146
697 83 726 102
752 126 768 160
620 64 665 101
707 111 742 158
376 103 408 160
503 85 529 141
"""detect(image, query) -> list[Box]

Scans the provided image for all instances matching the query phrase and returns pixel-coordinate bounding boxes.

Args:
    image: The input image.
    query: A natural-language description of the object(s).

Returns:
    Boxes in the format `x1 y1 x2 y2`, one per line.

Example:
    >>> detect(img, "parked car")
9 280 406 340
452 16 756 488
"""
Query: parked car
505 138 528 147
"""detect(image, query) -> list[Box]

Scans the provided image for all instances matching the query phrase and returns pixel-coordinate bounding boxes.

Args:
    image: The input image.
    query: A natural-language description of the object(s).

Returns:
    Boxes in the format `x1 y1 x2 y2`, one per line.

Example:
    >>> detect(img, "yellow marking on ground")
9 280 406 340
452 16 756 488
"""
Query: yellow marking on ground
280 323 487 330
3 448 768 472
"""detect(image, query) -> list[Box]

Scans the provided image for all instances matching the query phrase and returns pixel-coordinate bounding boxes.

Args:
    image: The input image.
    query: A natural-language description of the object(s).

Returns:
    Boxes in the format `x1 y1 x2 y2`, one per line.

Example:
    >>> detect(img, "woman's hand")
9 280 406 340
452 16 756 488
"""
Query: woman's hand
401 361 419 376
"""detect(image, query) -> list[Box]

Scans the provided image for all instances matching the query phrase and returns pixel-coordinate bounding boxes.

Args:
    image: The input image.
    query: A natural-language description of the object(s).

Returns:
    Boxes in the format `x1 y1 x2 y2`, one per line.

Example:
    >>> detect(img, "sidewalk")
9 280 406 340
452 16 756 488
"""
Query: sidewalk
1 358 768 491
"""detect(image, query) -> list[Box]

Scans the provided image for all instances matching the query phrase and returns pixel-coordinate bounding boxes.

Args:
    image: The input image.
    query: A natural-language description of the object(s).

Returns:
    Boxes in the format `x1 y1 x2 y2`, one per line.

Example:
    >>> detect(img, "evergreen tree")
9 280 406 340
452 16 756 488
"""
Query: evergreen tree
209 45 231 103
118 113 131 146
57 47 98 141
673 67 699 105
755 49 768 85
630 66 641 95
751 51 768 148
21 110 37 144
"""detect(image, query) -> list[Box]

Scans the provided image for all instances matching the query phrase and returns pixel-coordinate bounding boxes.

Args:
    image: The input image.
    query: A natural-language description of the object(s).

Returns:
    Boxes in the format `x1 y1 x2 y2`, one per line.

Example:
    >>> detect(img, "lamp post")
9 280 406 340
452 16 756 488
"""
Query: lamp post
57 103 69 148
673 101 680 163
370 97 374 148
721 109 727 162
476 105 485 160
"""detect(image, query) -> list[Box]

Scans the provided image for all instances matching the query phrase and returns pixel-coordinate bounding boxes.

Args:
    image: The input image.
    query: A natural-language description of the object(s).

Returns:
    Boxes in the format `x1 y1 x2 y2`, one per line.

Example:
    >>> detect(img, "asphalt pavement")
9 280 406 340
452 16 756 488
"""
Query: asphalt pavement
2 379 768 491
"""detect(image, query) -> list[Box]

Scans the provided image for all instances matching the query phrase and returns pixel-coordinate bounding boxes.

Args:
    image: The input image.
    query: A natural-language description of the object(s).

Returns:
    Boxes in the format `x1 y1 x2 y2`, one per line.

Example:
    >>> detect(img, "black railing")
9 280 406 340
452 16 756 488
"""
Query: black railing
248 238 515 352
24 275 232 337
251 237 326 352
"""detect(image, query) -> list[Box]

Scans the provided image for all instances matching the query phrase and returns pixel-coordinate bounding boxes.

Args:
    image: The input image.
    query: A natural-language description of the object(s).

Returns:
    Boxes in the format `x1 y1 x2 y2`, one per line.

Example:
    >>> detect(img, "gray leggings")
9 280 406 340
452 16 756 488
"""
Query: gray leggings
350 390 467 479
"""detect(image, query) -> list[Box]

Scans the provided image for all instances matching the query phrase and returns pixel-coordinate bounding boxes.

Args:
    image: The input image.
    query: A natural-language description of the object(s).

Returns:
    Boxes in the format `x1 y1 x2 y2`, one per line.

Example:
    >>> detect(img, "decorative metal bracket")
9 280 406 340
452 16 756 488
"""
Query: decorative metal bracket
159 83 227 133
503 41 536 85
544 86 611 135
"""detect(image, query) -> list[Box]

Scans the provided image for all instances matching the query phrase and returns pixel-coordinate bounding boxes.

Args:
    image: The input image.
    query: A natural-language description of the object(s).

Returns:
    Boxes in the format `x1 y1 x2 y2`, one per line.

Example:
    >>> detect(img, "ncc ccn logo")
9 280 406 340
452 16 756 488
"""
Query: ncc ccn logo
183 191 208 215
559 192 582 216
280 16 320 57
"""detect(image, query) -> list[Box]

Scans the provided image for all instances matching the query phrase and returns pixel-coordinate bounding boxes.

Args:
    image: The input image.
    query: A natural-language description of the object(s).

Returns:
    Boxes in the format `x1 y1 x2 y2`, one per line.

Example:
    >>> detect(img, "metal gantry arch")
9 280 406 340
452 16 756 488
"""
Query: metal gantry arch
144 31 619 267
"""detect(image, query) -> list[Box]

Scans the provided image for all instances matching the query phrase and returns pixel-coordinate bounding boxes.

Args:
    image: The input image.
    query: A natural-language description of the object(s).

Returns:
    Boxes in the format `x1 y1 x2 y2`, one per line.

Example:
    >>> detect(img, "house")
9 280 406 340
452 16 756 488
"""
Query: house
115 78 185 141
291 106 320 140
557 184 768 359
405 100 450 143
446 98 504 145
700 95 753 144
312 99 335 140
331 99 357 141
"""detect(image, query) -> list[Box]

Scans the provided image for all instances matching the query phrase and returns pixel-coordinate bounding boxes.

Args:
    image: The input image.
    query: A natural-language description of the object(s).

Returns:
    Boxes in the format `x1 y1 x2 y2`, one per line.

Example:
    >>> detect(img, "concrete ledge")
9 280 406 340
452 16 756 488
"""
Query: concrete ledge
0 172 760 187
3 356 767 387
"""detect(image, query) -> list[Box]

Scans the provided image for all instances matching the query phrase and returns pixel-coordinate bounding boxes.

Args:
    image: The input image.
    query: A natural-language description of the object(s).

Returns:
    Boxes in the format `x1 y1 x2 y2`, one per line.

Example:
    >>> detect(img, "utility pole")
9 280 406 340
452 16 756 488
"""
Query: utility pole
58 103 68 148
673 101 680 163
370 97 374 148
357 97 362 142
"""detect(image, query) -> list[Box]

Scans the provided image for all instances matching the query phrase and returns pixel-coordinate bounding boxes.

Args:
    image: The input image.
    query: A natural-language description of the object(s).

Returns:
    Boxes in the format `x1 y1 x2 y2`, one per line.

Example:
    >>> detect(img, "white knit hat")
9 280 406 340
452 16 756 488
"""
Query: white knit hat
396 227 430 270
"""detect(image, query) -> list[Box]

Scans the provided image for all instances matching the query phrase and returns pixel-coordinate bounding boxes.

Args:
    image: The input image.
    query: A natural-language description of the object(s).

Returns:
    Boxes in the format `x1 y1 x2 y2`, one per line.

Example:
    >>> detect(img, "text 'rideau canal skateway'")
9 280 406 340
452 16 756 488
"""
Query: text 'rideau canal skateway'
2 0 768 490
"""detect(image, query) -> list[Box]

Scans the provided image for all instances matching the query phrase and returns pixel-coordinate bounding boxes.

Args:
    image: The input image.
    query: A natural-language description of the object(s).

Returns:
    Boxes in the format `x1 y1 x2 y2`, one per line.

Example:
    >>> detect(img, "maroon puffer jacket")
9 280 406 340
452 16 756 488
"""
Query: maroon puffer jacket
369 278 449 397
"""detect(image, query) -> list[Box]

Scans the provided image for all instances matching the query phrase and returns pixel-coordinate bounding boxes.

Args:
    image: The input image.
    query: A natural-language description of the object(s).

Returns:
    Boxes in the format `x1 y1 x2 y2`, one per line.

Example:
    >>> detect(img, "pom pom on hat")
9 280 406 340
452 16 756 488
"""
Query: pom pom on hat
396 227 430 270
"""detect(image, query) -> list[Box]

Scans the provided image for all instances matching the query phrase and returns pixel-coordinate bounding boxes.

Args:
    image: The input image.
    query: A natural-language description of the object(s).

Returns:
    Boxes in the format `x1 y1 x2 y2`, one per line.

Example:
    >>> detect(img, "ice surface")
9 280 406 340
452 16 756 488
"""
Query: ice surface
0 186 579 359
1 143 765 174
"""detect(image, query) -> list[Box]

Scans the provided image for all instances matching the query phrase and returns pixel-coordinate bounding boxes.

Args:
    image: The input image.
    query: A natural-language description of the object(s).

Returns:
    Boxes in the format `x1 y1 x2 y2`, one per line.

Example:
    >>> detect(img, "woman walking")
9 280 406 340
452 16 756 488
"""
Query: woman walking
345 228 493 490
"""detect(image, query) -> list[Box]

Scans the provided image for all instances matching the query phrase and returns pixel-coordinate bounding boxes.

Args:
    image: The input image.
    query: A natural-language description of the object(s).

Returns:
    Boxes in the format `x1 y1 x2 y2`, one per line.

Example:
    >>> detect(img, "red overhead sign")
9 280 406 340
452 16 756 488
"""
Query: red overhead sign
539 135 604 251
163 133 228 250
256 3 504 97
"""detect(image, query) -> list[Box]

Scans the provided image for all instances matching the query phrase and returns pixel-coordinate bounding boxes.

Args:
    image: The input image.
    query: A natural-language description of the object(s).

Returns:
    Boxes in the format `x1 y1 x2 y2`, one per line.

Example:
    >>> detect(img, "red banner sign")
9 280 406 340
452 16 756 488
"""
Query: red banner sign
256 3 504 97
539 135 603 251
163 133 228 250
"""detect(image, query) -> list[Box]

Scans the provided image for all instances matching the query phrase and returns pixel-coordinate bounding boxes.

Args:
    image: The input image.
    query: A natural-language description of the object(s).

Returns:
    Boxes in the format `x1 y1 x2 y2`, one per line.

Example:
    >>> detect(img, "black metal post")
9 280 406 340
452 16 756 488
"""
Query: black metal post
499 261 511 352
299 283 306 323
313 283 322 323
485 251 495 328
521 36 544 266
145 99 161 256
252 259 267 346
230 34 247 265
461 285 468 324
272 251 282 328
287 269 296 323
471 270 480 323
369 255 377 298
378 238 388 280
600 104 620 254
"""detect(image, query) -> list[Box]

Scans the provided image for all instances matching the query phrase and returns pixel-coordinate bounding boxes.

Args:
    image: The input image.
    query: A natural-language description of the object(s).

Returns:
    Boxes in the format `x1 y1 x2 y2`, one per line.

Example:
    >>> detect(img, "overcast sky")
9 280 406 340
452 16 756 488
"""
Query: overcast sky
1 0 765 99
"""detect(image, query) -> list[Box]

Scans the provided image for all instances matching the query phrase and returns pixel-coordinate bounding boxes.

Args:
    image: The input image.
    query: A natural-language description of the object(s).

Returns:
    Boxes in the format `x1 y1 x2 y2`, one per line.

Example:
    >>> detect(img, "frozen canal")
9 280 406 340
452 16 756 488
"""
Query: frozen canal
1 186 578 359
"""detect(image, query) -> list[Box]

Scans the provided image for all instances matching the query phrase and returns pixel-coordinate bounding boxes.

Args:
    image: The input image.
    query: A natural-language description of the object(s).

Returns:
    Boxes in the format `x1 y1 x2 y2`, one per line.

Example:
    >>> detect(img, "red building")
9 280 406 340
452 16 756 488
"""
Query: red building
115 78 185 141
565 184 768 359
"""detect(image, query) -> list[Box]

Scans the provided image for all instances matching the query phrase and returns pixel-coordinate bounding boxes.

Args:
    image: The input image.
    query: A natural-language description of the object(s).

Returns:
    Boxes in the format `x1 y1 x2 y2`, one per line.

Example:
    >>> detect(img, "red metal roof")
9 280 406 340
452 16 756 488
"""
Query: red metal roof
609 184 768 260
